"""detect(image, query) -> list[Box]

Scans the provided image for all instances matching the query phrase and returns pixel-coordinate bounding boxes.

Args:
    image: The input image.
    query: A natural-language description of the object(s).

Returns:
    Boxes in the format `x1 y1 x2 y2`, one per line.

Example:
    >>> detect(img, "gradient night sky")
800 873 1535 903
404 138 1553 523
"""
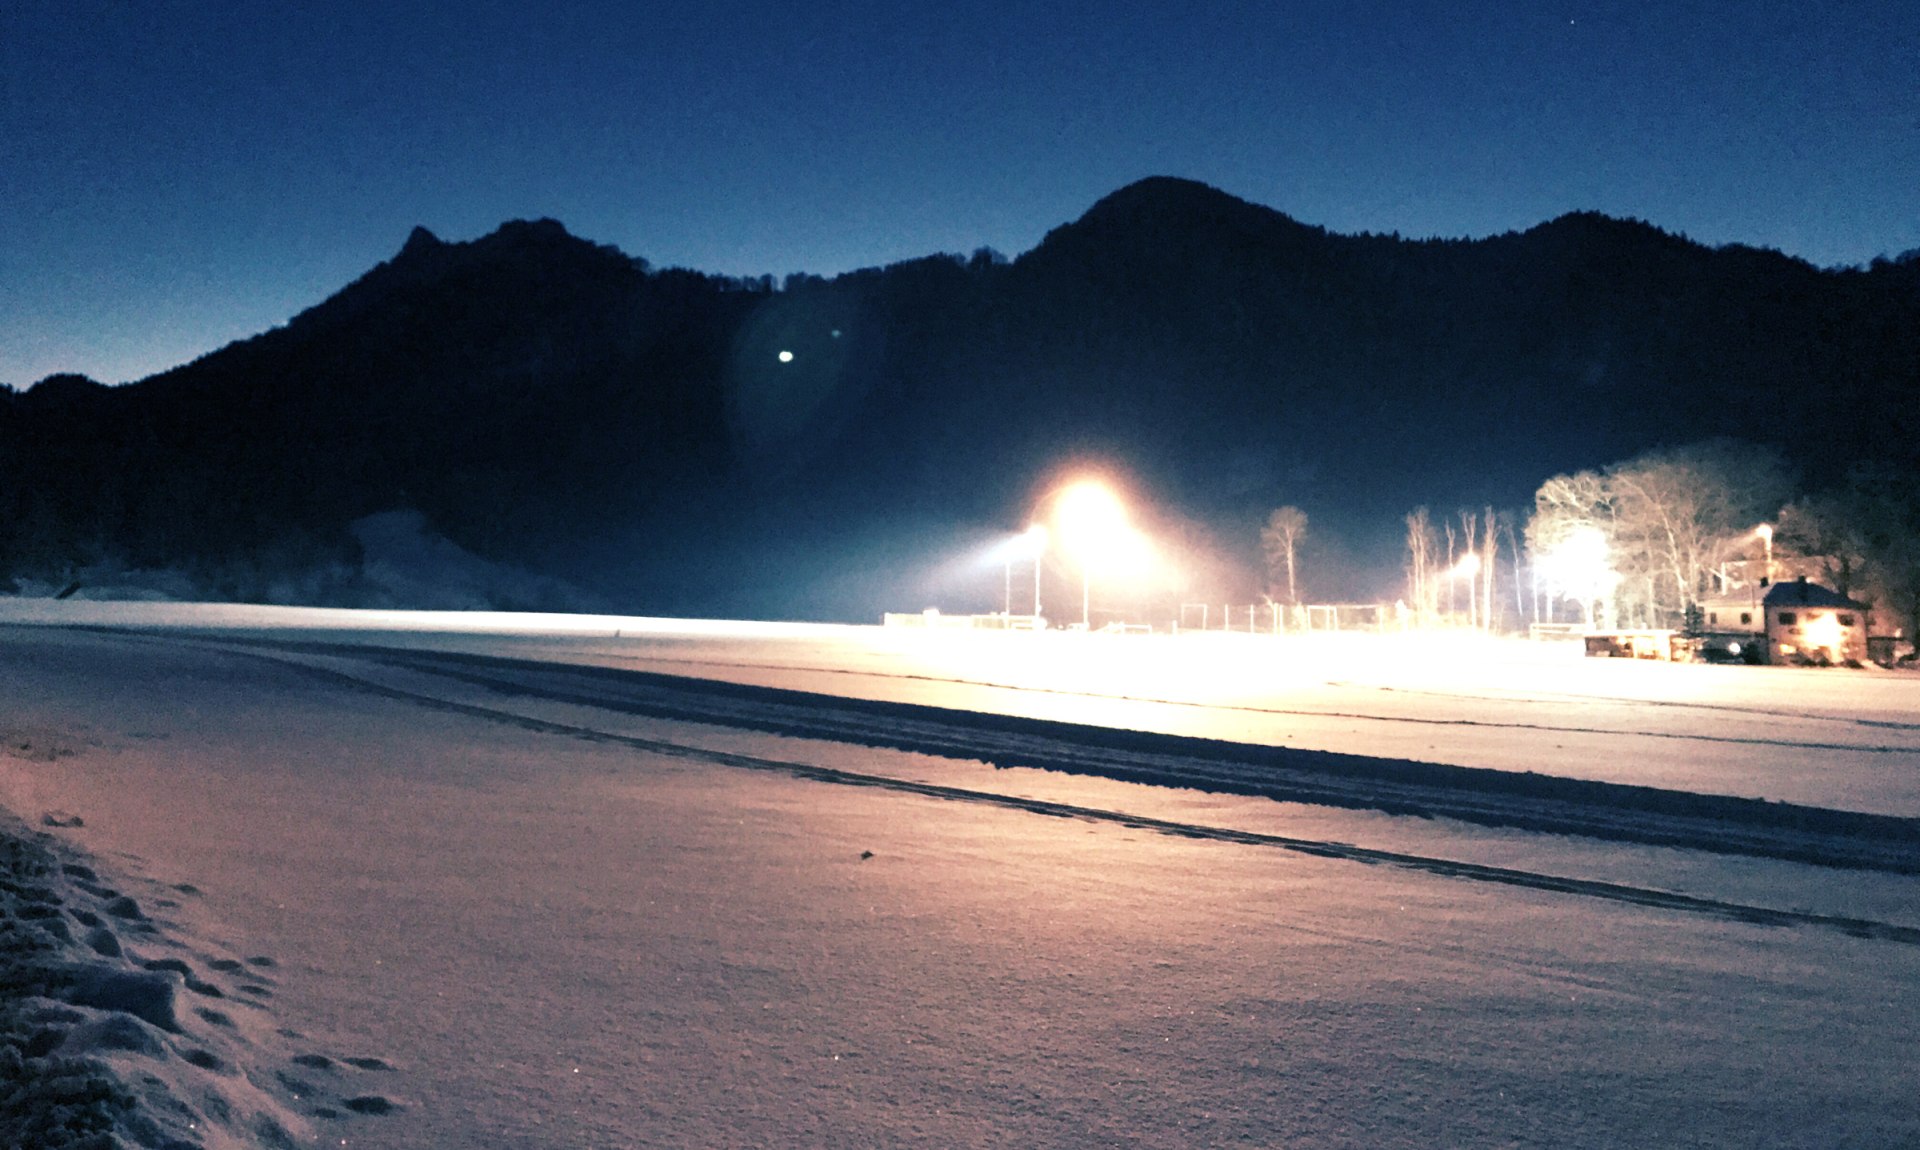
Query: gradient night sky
5 1 1916 387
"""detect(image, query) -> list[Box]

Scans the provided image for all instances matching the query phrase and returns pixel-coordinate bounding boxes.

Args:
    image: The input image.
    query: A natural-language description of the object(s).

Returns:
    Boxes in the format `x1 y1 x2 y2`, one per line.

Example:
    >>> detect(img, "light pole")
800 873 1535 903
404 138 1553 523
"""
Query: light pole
990 525 1049 622
1035 551 1043 619
1756 523 1774 585
1057 481 1123 629
1053 480 1151 631
1027 524 1047 620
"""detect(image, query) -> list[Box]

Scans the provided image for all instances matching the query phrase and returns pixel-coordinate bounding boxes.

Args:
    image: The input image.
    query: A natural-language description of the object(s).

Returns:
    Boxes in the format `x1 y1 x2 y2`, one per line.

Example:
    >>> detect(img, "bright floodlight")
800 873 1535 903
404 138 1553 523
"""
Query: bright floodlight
1053 479 1156 627
778 350 794 363
1536 525 1617 607
1056 480 1127 559
985 523 1050 565
1055 481 1154 576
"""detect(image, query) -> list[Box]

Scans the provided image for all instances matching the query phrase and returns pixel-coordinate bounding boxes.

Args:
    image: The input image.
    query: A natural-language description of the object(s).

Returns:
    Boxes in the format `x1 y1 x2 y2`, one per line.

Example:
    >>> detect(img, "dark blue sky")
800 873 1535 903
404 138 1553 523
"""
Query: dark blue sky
5 1 1916 386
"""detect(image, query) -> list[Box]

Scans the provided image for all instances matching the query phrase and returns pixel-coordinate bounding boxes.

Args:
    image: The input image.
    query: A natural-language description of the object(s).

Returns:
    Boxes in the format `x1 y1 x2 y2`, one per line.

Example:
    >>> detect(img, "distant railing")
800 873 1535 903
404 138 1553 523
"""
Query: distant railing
881 610 1043 630
1528 622 1591 641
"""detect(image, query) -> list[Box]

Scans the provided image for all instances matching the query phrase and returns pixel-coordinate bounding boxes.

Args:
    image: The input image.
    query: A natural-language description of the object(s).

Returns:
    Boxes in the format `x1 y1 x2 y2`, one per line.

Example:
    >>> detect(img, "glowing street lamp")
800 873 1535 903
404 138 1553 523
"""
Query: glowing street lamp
1535 526 1616 627
1054 480 1150 629
1447 552 1481 623
1754 523 1774 584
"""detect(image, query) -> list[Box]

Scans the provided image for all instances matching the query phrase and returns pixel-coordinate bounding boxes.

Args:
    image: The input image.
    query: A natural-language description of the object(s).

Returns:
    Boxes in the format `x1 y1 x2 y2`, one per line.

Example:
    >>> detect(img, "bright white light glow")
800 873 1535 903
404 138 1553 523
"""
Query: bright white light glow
1535 526 1617 601
777 350 794 362
1799 612 1845 660
1054 480 1152 579
1057 481 1124 537
984 523 1050 566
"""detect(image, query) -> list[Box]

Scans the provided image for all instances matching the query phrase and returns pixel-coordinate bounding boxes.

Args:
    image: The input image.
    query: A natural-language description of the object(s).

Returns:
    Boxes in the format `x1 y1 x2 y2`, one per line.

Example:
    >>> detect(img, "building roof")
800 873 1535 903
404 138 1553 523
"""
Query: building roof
1762 578 1870 611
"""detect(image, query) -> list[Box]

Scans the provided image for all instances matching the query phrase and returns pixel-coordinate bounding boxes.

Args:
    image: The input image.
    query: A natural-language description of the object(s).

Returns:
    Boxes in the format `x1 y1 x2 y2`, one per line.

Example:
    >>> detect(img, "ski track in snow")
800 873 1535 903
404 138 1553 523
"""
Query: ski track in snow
435 649 1920 751
560 659 1920 753
1327 679 1920 731
108 629 1920 948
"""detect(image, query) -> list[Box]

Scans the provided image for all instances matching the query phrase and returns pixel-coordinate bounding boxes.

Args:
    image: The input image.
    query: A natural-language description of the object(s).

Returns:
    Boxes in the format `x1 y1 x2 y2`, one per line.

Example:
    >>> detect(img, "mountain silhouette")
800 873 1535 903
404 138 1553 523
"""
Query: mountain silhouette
3 178 1915 618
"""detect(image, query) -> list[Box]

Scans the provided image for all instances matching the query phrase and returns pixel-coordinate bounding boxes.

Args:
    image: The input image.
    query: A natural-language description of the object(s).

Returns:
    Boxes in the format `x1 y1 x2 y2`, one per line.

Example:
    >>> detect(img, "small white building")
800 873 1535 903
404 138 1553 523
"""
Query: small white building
1697 577 1870 665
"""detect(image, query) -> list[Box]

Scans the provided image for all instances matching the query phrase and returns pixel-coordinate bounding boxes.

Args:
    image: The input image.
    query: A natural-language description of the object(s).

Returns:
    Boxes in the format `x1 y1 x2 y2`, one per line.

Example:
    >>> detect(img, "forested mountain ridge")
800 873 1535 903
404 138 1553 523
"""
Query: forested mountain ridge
3 178 1915 618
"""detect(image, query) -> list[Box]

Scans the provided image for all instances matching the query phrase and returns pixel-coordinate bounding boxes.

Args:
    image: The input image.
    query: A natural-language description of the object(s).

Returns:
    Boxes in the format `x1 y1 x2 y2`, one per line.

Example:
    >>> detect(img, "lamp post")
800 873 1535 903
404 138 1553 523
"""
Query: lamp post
1053 480 1152 631
1756 523 1774 585
1026 524 1047 620
1537 526 1614 629
1057 481 1123 629
992 525 1050 622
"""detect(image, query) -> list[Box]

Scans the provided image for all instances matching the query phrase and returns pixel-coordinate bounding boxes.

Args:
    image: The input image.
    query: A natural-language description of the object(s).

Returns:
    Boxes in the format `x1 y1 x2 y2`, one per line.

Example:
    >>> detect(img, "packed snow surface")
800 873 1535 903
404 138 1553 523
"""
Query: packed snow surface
1 603 1916 1147
8 599 1919 815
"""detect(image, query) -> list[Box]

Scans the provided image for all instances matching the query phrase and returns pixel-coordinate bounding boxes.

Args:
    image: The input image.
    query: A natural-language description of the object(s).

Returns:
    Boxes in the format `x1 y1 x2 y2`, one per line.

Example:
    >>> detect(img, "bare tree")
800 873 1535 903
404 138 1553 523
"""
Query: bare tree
1613 441 1791 622
1261 506 1309 610
1405 507 1437 625
1774 495 1865 596
1527 441 1790 628
1458 509 1480 630
1500 511 1525 625
1480 505 1500 632
1526 468 1617 625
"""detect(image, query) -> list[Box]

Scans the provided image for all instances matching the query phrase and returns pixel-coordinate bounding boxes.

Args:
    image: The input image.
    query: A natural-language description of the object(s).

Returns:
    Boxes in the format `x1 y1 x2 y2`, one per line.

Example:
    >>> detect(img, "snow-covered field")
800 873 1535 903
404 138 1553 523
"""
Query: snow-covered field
9 599 1920 816
2 603 1916 1147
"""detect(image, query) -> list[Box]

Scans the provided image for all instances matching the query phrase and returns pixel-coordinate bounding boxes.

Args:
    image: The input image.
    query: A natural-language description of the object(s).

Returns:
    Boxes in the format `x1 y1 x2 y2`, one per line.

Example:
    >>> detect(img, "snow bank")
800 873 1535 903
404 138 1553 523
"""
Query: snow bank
0 815 401 1148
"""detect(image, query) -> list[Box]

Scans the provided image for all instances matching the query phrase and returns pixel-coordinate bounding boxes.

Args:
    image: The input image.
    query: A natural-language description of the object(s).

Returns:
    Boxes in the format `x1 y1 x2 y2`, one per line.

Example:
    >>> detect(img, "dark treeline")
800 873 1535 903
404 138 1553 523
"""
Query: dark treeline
2 178 1916 619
